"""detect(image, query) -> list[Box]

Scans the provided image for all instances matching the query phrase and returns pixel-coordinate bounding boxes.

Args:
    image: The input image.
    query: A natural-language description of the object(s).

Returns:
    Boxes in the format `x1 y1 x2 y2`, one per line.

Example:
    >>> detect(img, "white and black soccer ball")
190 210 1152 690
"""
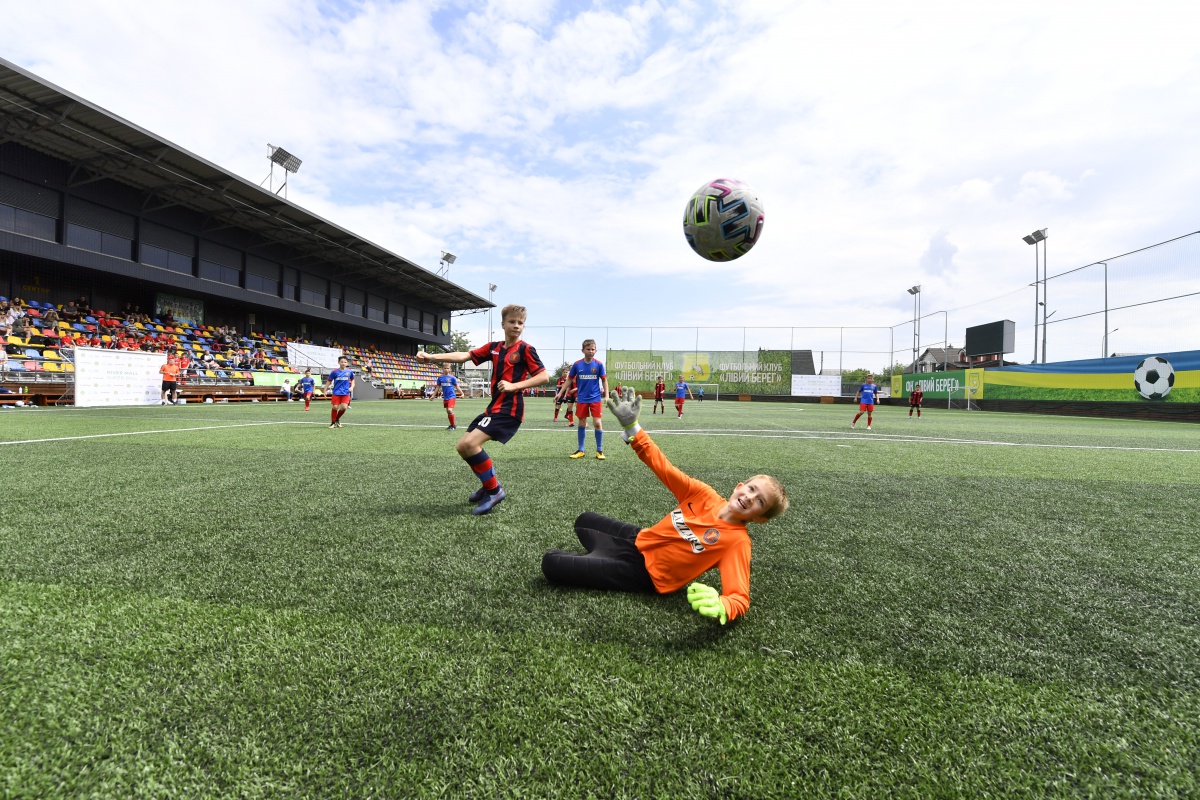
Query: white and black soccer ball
1133 356 1174 400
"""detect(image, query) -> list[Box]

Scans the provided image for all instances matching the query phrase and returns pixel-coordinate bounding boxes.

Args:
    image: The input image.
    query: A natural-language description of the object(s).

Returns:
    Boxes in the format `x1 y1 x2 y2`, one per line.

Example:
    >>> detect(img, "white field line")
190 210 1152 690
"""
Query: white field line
0 421 288 446
5 415 1198 454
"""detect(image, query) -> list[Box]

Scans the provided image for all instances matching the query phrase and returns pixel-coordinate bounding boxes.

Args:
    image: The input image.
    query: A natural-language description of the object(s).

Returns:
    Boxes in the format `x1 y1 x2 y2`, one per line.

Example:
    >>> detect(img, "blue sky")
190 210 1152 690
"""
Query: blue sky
3 0 1198 370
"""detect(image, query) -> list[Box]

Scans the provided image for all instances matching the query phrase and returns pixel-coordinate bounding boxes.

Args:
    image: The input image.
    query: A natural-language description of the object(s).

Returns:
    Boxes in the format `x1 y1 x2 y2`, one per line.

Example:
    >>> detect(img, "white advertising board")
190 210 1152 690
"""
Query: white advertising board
74 347 167 407
791 374 842 397
287 342 343 372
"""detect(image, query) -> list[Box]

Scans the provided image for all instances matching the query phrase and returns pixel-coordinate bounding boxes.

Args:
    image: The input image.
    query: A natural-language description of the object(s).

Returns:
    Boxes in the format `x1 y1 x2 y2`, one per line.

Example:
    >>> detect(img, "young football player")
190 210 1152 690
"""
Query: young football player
566 339 609 460
852 373 882 431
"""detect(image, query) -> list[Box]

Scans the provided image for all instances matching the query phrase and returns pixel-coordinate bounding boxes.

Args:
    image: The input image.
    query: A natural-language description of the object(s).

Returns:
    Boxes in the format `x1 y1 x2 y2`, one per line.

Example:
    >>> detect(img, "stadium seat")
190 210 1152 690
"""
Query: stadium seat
85 316 97 324
24 348 40 359
6 361 22 371
43 361 60 373
43 349 61 361
27 300 40 308
61 363 74 372
23 360 39 370
7 335 23 346
73 323 87 332
217 370 228 379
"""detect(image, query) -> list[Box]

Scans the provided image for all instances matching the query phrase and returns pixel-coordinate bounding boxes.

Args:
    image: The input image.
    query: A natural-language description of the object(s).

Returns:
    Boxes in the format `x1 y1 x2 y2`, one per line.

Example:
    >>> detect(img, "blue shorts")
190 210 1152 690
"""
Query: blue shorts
467 412 523 444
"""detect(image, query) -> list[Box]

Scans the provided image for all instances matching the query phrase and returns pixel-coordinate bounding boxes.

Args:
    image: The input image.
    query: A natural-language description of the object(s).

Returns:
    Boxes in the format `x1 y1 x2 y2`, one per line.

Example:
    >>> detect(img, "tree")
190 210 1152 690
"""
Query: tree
450 330 471 353
878 362 908 379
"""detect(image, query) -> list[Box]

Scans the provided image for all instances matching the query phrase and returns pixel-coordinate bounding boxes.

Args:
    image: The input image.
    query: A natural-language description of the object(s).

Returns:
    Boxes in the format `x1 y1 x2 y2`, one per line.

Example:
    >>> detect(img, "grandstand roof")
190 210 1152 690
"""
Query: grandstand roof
0 57 490 313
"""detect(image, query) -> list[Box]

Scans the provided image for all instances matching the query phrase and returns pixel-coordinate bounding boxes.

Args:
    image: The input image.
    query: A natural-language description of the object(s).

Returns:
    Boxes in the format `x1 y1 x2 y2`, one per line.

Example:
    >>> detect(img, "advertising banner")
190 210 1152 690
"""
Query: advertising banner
984 350 1200 402
894 369 985 400
606 350 791 395
74 346 167 407
154 293 204 325
286 342 343 372
791 374 841 396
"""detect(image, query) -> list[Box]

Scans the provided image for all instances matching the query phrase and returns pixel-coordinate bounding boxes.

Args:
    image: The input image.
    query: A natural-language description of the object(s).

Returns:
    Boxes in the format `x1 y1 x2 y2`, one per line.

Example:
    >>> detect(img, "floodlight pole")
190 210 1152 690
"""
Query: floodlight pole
1023 229 1046 363
1032 240 1040 362
487 283 496 344
1103 327 1118 358
1041 232 1049 362
1101 261 1109 358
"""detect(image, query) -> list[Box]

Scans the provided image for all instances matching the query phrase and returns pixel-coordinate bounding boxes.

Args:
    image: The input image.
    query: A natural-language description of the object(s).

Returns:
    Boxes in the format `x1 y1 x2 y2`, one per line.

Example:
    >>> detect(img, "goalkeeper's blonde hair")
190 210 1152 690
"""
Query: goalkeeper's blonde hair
748 474 789 520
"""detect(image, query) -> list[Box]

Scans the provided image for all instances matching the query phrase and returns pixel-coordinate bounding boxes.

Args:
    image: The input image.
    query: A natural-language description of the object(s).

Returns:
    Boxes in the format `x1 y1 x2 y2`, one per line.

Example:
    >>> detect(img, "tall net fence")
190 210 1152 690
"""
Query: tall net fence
891 230 1200 367
508 232 1199 395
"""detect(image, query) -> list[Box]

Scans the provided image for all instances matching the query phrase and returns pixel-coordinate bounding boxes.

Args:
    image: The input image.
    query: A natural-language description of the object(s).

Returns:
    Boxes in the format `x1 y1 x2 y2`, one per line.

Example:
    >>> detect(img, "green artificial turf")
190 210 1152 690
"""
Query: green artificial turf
2 398 1199 798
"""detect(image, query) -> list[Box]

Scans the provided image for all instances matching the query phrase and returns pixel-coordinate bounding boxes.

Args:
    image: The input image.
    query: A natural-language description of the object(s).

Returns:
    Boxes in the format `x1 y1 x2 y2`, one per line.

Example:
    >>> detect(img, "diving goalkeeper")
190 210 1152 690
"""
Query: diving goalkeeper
541 387 789 624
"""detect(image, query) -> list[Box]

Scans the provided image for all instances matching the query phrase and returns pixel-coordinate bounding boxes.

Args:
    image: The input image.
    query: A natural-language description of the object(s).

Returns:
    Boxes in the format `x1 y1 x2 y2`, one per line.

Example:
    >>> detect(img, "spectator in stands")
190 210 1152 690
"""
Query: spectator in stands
200 350 216 370
87 333 102 348
41 307 60 329
76 295 91 315
252 350 266 371
12 316 33 342
59 334 76 356
0 344 7 373
61 301 80 322
279 379 293 401
0 301 12 338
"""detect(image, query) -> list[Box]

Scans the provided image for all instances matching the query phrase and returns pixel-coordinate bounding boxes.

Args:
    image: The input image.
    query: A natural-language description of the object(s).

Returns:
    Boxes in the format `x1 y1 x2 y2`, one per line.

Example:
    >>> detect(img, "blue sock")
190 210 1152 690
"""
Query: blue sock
595 429 604 452
577 425 586 452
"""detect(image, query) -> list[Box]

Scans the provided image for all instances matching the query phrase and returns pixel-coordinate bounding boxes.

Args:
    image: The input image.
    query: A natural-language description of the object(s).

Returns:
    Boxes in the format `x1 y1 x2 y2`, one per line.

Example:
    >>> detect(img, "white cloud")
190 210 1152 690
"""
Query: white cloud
3 0 1199 362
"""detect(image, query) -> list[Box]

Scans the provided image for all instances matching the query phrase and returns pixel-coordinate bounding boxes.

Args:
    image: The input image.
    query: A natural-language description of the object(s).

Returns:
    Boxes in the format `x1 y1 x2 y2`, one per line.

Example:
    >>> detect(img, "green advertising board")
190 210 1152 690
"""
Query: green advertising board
892 369 984 399
606 350 791 395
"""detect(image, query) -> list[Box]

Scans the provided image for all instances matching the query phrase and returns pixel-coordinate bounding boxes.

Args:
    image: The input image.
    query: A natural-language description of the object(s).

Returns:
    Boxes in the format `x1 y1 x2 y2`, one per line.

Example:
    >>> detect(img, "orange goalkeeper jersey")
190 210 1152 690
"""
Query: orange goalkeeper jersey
629 430 752 621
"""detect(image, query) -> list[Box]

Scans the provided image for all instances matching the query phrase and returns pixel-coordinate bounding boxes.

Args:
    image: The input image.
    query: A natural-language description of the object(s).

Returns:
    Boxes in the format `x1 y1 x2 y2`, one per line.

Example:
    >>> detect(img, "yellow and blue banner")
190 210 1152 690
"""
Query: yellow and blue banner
984 350 1200 402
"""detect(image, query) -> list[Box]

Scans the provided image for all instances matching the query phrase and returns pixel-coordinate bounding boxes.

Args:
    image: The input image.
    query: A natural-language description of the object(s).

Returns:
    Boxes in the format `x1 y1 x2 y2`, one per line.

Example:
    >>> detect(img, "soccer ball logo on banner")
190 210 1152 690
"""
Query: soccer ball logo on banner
1133 356 1174 400
682 178 764 261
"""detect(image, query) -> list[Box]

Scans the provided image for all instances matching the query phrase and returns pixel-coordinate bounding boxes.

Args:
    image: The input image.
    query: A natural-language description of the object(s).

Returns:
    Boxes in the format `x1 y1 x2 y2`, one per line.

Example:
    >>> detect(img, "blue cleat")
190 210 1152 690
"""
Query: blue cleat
472 487 506 515
468 486 488 503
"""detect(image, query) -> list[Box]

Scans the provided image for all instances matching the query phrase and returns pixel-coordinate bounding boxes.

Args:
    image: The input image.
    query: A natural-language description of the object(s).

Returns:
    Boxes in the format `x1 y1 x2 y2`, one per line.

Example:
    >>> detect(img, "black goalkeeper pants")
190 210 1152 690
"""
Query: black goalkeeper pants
541 512 658 593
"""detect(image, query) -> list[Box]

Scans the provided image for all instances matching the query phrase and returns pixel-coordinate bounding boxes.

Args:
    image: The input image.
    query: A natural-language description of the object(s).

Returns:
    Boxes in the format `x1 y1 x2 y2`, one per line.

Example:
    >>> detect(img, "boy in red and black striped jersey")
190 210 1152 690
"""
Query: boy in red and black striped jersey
417 305 549 515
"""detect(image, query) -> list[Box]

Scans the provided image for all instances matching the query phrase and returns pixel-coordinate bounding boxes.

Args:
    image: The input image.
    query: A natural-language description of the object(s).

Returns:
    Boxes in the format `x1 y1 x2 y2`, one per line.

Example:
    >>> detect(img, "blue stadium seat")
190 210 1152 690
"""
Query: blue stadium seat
27 300 40 308
24 348 40 359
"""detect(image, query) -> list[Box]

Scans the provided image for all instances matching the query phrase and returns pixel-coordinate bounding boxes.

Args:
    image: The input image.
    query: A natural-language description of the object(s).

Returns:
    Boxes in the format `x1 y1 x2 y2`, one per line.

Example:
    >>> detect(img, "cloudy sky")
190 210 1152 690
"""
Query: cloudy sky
3 0 1198 369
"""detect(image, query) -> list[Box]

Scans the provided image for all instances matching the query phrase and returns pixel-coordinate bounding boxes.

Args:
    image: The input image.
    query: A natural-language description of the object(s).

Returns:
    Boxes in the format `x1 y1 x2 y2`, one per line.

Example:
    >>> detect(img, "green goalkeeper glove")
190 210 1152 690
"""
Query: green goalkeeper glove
687 582 728 625
606 386 642 441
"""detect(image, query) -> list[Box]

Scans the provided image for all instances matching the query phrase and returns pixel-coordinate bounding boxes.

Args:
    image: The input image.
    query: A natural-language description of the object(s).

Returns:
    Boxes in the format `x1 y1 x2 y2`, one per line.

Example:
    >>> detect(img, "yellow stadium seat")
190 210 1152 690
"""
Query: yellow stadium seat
42 361 60 373
43 349 61 361
61 363 74 372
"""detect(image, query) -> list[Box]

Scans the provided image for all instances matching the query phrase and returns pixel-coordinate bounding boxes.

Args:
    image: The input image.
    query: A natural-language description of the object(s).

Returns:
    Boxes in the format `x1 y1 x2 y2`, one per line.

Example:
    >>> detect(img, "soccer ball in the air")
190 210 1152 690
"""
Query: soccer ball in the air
682 178 764 261
1133 356 1174 400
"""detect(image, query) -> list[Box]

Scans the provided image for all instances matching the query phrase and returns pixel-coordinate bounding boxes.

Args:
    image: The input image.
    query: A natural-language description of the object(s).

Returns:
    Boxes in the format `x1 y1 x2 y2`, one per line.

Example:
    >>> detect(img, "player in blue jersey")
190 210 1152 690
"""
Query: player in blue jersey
328 355 355 428
674 374 694 418
297 368 316 411
852 373 881 431
435 363 460 430
566 338 609 459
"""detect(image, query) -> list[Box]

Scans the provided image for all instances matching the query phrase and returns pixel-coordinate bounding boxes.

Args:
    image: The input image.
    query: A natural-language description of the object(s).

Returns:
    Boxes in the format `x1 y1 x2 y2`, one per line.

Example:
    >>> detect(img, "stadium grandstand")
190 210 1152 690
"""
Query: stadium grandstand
0 57 489 405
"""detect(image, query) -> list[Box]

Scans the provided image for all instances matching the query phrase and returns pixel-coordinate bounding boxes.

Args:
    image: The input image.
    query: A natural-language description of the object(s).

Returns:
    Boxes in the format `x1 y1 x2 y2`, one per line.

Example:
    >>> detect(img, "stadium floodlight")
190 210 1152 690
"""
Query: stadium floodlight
437 251 458 278
269 145 302 173
1024 228 1048 362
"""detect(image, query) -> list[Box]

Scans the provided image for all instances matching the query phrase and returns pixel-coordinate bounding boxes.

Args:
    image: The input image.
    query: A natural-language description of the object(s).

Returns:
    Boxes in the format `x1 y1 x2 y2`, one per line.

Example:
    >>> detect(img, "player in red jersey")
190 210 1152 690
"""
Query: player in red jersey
553 368 569 421
417 305 549 515
652 375 666 414
908 385 924 419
